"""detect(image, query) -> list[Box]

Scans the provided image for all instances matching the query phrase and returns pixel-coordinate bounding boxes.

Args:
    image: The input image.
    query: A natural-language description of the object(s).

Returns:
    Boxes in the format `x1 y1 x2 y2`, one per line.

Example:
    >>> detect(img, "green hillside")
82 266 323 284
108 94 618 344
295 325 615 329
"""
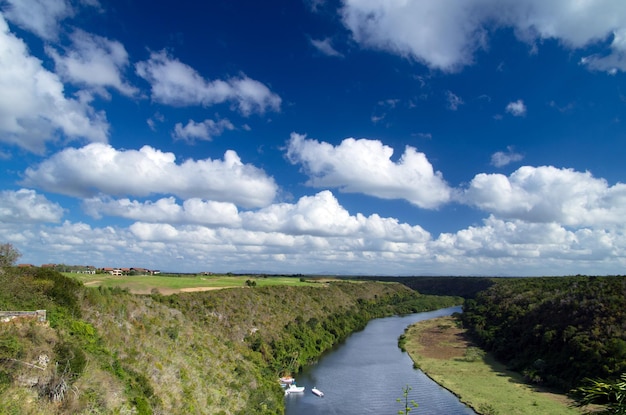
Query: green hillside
0 266 461 414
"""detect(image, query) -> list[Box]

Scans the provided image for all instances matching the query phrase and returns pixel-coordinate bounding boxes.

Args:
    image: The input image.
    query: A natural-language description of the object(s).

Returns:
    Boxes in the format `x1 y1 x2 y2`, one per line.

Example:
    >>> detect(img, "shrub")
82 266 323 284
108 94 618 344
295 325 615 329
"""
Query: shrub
463 347 486 362
54 342 87 379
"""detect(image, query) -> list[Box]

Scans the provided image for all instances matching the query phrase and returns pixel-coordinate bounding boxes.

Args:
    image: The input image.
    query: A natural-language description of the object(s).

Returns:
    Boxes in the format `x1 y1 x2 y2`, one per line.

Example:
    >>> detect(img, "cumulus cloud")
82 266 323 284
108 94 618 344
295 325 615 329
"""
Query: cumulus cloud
490 146 524 167
0 15 109 153
286 133 451 209
506 99 527 116
431 216 623 272
462 166 626 227
2 0 73 40
256 190 401 241
0 189 64 223
83 196 241 227
22 143 278 208
81 190 431 243
46 30 138 97
340 0 626 73
3 200 623 275
135 50 281 115
172 118 235 142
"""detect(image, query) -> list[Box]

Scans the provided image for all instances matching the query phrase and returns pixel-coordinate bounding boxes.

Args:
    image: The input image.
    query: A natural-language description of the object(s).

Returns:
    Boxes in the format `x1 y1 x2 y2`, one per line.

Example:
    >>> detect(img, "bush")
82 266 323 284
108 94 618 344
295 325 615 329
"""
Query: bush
54 342 87 379
0 334 23 360
463 347 485 362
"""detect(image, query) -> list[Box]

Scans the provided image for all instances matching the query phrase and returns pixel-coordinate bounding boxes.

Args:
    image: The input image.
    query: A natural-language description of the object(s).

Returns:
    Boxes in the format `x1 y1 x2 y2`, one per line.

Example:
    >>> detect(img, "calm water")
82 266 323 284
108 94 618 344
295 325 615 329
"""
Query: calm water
284 306 476 415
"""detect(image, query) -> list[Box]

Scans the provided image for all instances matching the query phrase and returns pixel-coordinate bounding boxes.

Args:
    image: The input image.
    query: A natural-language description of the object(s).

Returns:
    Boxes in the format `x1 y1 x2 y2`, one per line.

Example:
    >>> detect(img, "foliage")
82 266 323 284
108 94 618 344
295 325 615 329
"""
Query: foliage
0 243 21 268
358 276 495 299
397 384 419 414
54 341 87 379
462 346 485 362
461 276 626 391
571 373 626 414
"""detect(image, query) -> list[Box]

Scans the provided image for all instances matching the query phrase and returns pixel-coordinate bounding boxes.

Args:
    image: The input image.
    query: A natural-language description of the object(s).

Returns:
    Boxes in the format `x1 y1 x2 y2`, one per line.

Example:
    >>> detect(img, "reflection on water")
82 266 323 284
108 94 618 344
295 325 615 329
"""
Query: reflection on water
285 306 476 415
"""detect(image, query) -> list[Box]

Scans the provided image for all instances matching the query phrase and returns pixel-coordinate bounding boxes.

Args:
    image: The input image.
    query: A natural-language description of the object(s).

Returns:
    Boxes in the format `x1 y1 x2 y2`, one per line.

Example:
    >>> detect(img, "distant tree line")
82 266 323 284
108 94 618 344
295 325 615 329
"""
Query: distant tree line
357 276 495 299
461 276 626 392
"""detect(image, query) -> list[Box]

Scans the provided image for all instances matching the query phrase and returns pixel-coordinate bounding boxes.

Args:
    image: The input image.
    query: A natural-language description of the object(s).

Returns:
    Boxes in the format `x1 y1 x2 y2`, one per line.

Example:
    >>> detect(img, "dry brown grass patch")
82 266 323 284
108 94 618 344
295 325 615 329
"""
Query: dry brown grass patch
414 320 474 360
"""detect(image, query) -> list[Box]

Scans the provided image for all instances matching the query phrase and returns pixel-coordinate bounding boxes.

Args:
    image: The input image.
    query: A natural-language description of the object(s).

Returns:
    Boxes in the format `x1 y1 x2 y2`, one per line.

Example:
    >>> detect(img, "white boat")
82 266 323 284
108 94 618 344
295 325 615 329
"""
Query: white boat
311 387 324 397
279 376 295 384
285 384 305 395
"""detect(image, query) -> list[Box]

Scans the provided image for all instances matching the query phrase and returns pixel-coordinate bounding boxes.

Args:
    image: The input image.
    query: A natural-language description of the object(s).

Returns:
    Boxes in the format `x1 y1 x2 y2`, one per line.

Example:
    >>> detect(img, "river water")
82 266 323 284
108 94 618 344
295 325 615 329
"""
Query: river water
284 306 476 415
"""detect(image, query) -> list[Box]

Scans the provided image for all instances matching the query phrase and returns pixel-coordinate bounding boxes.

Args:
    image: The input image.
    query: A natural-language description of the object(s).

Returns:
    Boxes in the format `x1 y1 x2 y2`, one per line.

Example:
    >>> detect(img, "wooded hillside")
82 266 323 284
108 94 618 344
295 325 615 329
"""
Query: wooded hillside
461 276 626 391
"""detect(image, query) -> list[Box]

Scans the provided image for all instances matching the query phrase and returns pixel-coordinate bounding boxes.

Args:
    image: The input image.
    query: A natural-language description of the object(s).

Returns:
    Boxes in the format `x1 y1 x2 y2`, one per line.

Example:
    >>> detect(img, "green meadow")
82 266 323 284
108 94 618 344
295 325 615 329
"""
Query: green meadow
66 273 325 294
403 316 583 415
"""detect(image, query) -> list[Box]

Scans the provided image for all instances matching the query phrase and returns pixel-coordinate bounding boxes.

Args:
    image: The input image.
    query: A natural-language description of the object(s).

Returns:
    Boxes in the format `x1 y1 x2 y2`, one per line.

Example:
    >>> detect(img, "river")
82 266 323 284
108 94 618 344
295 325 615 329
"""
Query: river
284 306 476 415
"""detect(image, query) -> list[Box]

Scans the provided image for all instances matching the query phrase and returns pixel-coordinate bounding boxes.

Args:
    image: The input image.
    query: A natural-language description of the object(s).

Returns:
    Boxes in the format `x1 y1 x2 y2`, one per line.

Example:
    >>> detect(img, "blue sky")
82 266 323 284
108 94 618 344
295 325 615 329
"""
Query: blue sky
1 0 626 276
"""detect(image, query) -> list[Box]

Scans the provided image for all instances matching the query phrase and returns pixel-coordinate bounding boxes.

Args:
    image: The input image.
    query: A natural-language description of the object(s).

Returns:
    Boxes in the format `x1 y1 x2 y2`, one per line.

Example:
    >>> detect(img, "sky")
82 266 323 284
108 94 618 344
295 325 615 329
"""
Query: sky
1 0 626 276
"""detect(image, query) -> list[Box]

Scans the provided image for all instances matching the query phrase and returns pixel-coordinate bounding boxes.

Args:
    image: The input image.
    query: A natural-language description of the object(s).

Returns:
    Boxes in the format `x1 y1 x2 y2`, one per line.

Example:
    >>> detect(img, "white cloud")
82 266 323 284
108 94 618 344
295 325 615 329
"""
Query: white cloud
46 30 138 97
22 143 278 208
3 203 624 275
310 37 344 57
172 118 234 142
371 99 400 123
83 196 241 227
135 50 281 115
490 146 524 167
0 189 64 223
0 15 109 153
340 0 626 73
1 185 624 275
2 0 73 40
505 99 527 116
462 166 626 227
286 133 451 209
446 91 464 111
431 216 624 274
581 28 626 74
81 190 431 243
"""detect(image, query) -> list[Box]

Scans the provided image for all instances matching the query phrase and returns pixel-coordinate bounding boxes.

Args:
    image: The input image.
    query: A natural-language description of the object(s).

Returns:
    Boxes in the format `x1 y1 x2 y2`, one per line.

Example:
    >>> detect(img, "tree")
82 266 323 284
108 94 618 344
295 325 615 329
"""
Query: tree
0 243 21 268
571 373 626 414
397 384 418 414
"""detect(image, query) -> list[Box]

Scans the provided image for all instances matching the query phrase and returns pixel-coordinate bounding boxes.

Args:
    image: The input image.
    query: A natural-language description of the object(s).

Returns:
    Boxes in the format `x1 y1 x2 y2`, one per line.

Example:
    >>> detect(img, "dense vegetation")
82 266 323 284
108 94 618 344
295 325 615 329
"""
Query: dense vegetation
461 276 626 392
359 276 495 298
0 265 461 414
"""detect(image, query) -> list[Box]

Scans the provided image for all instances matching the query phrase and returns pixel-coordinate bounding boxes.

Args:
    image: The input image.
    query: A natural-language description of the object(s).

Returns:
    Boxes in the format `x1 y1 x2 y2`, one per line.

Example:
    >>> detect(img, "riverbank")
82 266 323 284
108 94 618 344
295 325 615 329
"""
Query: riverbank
402 316 583 415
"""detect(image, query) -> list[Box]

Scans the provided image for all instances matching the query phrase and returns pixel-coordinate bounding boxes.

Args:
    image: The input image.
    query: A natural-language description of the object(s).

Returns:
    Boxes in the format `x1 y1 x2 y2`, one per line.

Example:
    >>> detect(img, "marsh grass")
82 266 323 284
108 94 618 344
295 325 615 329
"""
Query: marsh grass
403 316 583 415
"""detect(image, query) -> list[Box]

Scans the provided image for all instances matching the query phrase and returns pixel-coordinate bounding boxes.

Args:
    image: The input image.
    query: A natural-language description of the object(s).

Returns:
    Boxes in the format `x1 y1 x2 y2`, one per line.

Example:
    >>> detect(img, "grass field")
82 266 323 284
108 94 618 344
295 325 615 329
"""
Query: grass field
403 316 585 415
66 273 327 294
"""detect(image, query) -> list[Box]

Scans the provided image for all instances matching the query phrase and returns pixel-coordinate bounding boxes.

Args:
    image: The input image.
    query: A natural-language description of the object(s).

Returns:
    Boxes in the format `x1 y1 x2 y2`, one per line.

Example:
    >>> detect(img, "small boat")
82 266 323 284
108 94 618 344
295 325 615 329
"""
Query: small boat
279 376 295 385
311 387 324 397
285 384 305 395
